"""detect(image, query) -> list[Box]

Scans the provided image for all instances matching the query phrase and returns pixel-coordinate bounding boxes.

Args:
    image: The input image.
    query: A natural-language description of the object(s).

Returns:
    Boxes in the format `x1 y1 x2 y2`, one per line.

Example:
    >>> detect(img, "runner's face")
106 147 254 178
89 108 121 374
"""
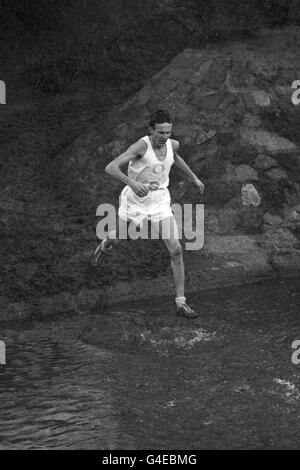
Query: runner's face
150 122 172 147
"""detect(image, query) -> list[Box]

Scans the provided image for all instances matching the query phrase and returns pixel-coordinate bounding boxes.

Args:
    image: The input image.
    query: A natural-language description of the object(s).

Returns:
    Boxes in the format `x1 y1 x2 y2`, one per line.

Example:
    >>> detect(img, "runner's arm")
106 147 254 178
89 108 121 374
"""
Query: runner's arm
105 140 150 196
172 140 200 181
105 140 145 186
172 140 205 193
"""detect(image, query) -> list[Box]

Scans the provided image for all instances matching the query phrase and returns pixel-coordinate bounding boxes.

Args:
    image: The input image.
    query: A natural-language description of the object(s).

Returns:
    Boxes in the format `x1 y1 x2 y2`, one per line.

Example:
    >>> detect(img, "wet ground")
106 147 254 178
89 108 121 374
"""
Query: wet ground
0 278 299 450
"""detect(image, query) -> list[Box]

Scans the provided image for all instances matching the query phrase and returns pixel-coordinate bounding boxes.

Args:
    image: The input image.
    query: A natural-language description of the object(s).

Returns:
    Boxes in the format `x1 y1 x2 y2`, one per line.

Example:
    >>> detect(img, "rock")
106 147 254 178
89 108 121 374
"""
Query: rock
275 85 293 97
212 181 237 203
243 93 257 112
242 113 262 128
172 103 194 121
240 128 297 153
204 235 270 273
173 123 200 144
206 214 219 233
205 235 259 255
277 153 300 181
237 251 271 273
251 90 271 107
258 178 291 208
266 168 288 181
263 213 284 227
155 78 179 97
233 96 247 115
226 195 244 210
241 184 262 207
225 261 243 268
254 154 278 170
171 82 193 102
132 316 146 327
283 183 300 206
272 252 300 272
169 67 193 81
224 164 258 184
230 60 250 88
196 93 223 110
238 206 264 233
218 93 236 112
258 228 298 253
206 208 239 234
98 145 104 155
204 59 230 87
188 60 212 86
135 83 152 105
196 129 216 144
217 209 240 233
187 59 213 86
283 205 300 227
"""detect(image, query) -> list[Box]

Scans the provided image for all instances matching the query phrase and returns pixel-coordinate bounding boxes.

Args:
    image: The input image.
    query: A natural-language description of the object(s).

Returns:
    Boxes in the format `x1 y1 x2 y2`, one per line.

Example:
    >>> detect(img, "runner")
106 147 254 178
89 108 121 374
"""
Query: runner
93 109 204 318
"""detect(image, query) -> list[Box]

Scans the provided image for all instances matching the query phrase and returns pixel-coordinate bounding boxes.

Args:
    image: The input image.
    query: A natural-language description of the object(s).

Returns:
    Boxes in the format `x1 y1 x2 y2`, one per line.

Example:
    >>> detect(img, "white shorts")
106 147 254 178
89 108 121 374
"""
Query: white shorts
118 186 173 225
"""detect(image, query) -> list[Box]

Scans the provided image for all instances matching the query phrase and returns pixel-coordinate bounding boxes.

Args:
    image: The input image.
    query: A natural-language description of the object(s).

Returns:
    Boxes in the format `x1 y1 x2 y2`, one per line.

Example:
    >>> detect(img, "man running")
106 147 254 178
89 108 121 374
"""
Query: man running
93 109 204 318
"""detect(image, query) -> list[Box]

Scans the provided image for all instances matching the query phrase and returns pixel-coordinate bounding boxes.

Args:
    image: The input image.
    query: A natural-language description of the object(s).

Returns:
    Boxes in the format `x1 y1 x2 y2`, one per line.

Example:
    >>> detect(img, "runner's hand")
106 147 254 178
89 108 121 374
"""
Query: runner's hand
194 177 205 194
130 181 150 197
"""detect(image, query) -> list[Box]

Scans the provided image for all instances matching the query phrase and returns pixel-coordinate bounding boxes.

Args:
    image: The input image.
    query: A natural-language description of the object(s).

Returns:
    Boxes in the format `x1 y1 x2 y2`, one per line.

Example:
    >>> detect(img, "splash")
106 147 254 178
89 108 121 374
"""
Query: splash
139 327 216 356
273 378 300 403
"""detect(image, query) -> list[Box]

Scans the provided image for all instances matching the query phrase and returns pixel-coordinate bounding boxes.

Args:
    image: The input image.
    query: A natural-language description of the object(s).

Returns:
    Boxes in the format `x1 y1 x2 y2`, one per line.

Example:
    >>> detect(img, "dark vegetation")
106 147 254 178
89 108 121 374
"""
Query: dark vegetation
0 0 297 95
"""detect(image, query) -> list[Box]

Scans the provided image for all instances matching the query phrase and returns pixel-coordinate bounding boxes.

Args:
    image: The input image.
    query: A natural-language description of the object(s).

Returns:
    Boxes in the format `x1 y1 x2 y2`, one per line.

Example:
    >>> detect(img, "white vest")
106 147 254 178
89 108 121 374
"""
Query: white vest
127 136 174 190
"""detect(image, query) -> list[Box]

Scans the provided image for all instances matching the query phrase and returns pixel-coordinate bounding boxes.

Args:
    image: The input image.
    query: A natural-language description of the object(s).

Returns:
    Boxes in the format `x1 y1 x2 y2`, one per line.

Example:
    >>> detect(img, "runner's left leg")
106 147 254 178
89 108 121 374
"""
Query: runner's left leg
155 216 198 318
156 216 184 298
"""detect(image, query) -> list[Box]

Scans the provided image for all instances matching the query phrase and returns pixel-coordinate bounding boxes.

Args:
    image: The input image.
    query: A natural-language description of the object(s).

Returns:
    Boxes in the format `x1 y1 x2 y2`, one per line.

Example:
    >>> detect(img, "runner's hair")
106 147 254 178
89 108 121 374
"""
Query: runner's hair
149 109 172 129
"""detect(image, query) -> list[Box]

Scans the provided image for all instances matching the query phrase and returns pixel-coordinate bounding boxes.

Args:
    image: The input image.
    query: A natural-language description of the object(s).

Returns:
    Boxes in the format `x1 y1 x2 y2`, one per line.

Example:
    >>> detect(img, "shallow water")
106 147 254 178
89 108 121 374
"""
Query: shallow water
0 278 300 449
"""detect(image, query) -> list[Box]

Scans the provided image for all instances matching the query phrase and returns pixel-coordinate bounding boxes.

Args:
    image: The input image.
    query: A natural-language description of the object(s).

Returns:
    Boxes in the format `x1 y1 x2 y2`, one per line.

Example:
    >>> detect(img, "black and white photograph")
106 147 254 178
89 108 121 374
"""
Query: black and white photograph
0 0 300 452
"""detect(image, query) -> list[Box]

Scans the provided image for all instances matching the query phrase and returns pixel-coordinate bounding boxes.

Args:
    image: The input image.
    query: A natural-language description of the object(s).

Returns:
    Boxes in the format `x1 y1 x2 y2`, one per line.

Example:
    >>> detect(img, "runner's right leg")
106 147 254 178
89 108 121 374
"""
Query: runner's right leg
104 216 129 249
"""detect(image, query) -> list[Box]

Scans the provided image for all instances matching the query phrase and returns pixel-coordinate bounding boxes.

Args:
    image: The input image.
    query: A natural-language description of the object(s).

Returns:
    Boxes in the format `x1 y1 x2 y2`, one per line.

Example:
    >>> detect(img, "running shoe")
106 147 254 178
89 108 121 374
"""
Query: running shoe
91 238 111 267
176 301 198 319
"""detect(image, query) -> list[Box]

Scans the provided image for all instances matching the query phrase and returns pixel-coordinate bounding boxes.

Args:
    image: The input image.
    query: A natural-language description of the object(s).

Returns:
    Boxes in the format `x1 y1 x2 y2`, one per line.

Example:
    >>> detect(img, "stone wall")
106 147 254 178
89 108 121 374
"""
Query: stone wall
57 27 300 281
